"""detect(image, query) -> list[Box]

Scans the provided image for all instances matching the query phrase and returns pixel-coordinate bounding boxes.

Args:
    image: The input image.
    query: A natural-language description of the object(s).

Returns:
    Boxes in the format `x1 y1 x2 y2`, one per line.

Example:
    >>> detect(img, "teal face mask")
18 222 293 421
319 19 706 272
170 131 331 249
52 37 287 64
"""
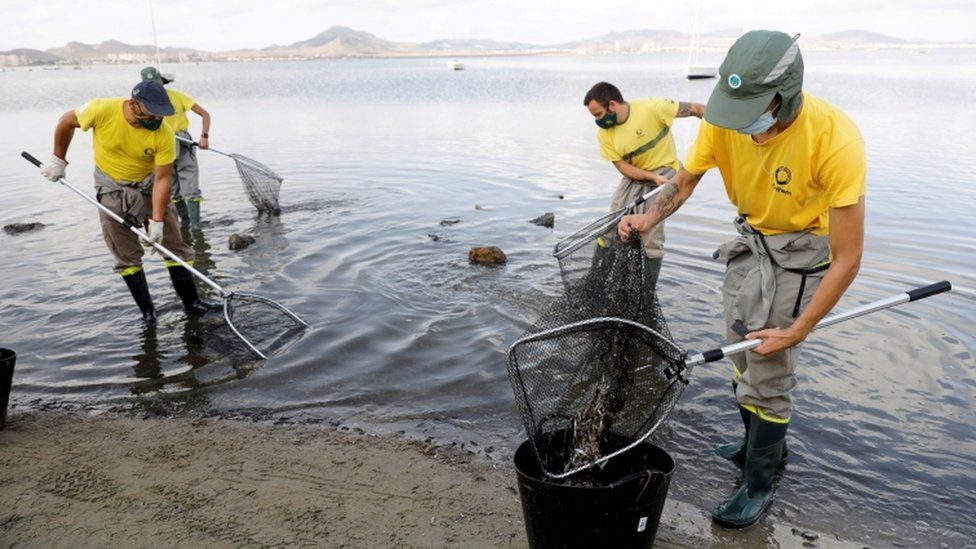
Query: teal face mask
138 117 163 131
595 111 618 129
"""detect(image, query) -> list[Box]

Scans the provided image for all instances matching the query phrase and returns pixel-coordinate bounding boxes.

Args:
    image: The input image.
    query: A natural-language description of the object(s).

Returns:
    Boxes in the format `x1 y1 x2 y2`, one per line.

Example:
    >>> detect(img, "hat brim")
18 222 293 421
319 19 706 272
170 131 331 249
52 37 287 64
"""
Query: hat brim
704 85 778 130
140 99 175 117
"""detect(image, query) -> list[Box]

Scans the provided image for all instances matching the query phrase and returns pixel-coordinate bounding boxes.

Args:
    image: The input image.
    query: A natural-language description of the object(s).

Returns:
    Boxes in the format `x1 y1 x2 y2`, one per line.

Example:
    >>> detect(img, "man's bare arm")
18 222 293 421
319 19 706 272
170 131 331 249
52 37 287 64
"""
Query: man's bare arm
151 164 173 222
612 160 667 185
676 102 705 119
618 168 704 238
53 110 80 160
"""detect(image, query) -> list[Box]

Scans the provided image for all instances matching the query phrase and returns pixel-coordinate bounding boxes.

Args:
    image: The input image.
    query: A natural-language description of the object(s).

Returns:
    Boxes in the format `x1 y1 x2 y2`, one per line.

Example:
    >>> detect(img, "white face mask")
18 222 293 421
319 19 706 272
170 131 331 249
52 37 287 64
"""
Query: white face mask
736 110 776 135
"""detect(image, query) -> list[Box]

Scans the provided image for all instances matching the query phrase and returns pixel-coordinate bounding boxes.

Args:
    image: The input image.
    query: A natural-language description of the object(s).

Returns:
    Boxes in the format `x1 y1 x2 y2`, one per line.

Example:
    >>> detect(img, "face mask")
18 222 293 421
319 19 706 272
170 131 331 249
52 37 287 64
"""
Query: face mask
737 110 776 135
595 111 617 129
138 117 163 131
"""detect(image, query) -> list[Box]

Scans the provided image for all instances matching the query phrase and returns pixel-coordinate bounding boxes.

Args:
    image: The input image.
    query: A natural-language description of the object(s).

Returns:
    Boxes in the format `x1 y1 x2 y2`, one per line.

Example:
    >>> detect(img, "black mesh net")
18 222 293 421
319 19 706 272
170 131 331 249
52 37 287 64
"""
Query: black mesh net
232 154 283 215
224 293 306 358
508 233 689 480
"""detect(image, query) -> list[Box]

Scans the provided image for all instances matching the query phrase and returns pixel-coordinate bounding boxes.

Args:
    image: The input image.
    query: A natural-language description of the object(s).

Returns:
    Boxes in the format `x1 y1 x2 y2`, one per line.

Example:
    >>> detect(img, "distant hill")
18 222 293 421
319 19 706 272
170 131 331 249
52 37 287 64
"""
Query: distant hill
0 26 963 67
0 48 60 65
813 30 906 45
420 38 536 51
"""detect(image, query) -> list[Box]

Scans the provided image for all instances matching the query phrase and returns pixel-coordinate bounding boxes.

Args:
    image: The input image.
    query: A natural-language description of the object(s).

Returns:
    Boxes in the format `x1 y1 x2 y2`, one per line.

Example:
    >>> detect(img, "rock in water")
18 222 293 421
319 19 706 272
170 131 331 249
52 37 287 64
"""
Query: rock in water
228 233 256 250
439 218 462 226
469 246 507 265
3 222 45 235
529 212 554 228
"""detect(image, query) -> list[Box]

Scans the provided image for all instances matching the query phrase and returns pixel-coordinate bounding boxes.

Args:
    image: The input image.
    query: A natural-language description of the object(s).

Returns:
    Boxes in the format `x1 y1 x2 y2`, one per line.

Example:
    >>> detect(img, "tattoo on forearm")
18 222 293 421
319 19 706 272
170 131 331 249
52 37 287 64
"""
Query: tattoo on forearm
677 102 692 118
653 181 685 220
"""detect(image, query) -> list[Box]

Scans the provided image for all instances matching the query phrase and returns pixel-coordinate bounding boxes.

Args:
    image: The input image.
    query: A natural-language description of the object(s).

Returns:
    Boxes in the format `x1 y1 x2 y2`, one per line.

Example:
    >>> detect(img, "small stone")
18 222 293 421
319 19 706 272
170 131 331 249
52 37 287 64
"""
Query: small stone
469 246 506 265
3 222 45 235
529 212 554 228
439 218 462 226
228 233 256 250
428 233 440 242
474 204 488 211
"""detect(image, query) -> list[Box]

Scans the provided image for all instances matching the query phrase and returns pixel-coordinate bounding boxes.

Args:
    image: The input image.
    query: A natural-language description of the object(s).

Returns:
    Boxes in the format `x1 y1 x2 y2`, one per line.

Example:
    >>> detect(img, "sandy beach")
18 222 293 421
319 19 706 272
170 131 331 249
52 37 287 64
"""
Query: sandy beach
0 411 862 548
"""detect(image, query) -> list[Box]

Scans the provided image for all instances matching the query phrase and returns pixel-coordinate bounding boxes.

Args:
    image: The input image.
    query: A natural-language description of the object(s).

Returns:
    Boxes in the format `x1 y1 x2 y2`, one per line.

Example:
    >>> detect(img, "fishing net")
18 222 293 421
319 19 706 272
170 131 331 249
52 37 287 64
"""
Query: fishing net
232 154 283 215
508 234 690 480
223 292 307 359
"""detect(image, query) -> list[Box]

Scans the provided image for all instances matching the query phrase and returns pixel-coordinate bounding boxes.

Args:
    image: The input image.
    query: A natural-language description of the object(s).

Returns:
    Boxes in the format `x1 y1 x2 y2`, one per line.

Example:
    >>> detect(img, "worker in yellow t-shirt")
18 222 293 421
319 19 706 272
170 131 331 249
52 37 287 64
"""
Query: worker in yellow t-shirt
619 31 866 528
40 80 215 322
583 82 704 290
141 66 212 229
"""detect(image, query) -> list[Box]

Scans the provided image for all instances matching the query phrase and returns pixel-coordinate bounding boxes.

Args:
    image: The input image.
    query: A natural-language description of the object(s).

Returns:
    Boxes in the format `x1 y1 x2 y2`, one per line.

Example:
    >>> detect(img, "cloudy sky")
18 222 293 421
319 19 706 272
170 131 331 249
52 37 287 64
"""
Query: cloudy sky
2 0 973 51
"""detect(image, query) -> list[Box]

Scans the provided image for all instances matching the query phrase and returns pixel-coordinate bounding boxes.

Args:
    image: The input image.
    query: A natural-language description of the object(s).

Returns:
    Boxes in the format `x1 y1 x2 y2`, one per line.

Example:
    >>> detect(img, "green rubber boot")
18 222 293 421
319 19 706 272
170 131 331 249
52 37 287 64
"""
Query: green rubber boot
712 415 788 528
714 403 751 466
173 198 190 227
187 199 202 230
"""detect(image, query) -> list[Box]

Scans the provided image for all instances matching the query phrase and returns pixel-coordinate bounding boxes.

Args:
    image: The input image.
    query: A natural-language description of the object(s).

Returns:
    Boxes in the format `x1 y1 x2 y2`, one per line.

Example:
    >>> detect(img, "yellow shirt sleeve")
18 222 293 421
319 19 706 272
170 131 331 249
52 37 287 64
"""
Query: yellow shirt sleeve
598 130 622 162
818 138 866 208
154 125 177 166
171 89 195 111
683 119 717 175
75 99 105 132
654 98 680 127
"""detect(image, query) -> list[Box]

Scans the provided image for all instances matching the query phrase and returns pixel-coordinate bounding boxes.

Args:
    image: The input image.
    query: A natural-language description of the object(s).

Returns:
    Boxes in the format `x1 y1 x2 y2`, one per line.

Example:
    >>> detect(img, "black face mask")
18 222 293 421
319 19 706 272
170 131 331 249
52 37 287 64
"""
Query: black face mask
138 117 163 131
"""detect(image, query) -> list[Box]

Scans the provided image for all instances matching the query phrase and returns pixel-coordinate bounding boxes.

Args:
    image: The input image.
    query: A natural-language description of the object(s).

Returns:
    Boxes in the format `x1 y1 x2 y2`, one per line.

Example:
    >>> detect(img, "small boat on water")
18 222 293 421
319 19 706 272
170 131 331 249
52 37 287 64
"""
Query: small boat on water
447 59 464 70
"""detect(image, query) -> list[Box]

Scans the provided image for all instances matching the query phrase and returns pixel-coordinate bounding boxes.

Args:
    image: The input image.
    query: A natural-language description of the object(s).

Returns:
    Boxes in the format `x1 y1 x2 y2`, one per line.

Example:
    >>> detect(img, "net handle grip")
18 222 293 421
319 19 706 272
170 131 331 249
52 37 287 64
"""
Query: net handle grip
686 281 952 367
174 135 232 158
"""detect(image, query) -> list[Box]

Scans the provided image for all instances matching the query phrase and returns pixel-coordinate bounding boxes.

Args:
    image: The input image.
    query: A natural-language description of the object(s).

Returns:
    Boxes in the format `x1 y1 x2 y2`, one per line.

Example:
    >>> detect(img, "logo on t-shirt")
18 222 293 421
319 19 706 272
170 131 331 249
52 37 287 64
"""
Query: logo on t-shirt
775 166 792 185
144 147 155 157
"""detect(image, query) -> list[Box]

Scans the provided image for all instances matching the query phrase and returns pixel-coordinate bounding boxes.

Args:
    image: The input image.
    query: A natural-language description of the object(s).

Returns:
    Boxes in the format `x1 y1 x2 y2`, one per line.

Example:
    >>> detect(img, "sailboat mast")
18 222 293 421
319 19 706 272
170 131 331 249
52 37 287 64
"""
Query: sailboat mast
148 0 162 69
687 1 702 67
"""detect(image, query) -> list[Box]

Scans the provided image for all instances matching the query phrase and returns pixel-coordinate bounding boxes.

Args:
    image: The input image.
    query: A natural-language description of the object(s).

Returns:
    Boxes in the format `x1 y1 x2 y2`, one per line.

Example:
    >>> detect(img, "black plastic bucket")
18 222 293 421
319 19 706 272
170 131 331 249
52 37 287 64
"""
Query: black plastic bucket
514 436 675 548
0 349 15 429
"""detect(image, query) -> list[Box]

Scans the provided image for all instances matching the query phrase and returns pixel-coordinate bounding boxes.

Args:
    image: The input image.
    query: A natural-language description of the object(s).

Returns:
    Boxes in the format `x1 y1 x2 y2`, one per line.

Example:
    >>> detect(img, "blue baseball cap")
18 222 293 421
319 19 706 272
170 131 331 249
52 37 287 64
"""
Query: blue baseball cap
130 80 174 116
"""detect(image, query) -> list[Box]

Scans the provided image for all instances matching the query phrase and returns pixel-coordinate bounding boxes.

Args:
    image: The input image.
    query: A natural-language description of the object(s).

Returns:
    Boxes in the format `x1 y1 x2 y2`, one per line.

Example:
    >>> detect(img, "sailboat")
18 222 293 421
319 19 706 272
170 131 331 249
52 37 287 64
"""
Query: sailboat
684 2 717 79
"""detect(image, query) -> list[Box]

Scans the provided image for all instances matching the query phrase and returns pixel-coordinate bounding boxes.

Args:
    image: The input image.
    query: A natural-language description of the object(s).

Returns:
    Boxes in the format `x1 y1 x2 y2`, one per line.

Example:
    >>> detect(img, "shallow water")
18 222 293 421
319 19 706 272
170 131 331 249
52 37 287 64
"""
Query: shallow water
1 50 974 545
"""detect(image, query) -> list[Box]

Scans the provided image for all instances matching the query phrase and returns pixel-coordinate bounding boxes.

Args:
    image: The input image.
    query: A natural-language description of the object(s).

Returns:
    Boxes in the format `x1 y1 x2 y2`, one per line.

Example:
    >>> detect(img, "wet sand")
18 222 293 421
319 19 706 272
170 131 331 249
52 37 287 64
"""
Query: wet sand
0 412 860 548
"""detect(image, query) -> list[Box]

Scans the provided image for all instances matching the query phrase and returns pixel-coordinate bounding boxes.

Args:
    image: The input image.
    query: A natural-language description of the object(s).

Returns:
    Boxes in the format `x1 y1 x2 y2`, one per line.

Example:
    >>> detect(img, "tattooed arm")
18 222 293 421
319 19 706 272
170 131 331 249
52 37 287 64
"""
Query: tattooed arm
618 168 704 240
676 101 705 119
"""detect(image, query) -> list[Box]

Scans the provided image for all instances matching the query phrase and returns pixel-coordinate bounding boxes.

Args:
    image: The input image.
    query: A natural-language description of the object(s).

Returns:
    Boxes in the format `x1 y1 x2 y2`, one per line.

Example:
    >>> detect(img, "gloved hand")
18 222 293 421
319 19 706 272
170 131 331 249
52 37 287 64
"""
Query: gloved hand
41 155 68 182
141 220 165 248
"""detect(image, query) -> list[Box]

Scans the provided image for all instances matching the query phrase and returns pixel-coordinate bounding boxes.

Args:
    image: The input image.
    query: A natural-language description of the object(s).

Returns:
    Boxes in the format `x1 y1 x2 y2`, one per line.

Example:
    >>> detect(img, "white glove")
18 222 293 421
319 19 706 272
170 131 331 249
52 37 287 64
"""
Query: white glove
142 220 165 248
41 155 68 182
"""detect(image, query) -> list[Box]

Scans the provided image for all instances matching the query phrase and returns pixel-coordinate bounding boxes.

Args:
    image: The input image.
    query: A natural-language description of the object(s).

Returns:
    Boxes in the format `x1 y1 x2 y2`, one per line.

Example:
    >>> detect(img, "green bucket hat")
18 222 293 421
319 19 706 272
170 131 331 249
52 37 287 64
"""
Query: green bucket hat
140 66 174 86
705 30 804 130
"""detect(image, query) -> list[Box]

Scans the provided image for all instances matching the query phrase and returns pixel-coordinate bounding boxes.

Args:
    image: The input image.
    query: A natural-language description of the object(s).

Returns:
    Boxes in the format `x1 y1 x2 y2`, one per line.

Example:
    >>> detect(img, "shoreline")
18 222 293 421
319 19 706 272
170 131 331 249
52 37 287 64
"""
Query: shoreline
0 411 861 547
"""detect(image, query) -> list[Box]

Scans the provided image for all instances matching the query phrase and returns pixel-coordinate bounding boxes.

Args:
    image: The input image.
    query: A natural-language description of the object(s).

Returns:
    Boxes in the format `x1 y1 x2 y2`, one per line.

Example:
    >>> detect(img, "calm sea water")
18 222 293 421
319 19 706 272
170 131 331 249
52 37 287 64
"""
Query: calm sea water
1 50 974 546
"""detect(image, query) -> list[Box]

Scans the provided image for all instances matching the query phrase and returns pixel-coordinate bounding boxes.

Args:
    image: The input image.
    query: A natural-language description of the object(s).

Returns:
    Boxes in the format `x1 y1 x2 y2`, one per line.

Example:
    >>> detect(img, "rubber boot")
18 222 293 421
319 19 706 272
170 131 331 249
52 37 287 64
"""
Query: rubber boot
167 265 218 315
712 415 789 528
187 199 202 230
122 268 156 322
173 198 190 227
715 403 751 466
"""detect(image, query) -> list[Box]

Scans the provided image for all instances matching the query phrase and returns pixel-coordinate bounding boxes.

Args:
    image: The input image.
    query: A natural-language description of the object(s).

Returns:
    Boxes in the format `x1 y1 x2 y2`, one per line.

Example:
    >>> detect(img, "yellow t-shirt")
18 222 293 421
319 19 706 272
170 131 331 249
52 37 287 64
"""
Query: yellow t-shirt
75 98 176 182
164 89 195 133
684 93 866 235
597 98 681 172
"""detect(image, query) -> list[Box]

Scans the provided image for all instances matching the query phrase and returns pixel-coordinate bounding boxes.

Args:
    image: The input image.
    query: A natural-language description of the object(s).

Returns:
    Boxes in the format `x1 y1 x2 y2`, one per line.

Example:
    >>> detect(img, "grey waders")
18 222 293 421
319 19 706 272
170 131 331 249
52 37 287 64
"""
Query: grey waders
712 413 788 528
122 269 156 322
174 198 190 228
